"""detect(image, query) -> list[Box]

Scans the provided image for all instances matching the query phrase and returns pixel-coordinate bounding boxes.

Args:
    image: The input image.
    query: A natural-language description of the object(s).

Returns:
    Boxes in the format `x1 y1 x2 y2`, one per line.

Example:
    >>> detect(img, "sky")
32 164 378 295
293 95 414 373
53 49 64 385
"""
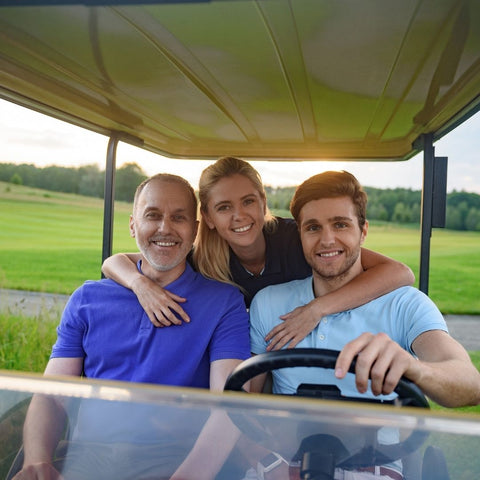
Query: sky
1 98 479 194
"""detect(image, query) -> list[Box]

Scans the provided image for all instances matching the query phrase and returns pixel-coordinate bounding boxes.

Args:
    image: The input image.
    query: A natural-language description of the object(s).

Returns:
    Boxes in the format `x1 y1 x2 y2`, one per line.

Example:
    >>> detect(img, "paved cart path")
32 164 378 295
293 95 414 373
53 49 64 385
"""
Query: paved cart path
0 288 69 318
1 289 479 350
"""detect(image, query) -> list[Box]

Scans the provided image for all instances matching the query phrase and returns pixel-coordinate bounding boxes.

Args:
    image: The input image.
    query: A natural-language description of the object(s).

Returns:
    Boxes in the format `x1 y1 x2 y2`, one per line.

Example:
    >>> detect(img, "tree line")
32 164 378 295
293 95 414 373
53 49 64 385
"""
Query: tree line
267 186 480 232
2 162 480 231
1 162 145 202
265 185 423 223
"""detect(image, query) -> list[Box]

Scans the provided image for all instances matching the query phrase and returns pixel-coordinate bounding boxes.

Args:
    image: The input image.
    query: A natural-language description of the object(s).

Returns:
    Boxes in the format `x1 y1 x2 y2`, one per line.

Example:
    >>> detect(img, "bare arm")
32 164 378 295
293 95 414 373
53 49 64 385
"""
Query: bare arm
170 359 247 480
265 249 414 350
102 252 190 326
14 358 83 479
209 358 248 393
409 331 480 407
335 330 480 408
250 373 268 394
217 360 289 480
14 395 66 480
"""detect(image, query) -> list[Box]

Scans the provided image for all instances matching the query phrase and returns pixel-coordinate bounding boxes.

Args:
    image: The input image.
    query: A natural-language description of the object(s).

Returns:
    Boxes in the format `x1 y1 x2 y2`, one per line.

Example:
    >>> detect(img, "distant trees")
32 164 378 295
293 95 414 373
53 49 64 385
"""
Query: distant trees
78 164 104 197
1 162 480 231
0 162 147 202
264 185 295 211
264 184 480 232
446 191 480 231
115 163 146 202
364 187 422 224
9 173 22 185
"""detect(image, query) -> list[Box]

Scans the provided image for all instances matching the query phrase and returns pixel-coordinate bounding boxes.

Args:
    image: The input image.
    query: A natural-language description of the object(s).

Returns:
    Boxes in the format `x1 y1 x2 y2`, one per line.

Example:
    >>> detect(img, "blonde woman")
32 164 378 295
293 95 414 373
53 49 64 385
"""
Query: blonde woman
102 157 414 350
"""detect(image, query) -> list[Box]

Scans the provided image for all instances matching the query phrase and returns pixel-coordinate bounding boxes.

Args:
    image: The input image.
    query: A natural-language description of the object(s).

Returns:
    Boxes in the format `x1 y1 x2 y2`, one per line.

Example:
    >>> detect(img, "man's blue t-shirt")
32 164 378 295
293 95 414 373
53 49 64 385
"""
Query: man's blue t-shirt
250 280 448 398
52 263 251 388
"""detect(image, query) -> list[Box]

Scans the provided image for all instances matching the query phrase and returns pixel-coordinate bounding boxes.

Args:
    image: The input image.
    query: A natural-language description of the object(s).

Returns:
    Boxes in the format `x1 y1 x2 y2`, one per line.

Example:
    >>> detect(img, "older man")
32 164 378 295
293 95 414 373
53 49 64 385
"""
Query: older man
15 173 250 480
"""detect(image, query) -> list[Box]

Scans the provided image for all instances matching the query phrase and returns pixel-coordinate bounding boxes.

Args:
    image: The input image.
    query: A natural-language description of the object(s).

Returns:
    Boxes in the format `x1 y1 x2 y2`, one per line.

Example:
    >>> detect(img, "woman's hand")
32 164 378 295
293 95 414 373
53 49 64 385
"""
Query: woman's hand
265 303 320 351
131 275 190 327
264 249 415 351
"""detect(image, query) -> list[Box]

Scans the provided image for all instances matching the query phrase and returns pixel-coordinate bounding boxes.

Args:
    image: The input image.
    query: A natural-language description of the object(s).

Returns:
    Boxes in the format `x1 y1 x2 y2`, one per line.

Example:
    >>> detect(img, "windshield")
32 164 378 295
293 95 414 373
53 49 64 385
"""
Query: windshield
1 371 479 480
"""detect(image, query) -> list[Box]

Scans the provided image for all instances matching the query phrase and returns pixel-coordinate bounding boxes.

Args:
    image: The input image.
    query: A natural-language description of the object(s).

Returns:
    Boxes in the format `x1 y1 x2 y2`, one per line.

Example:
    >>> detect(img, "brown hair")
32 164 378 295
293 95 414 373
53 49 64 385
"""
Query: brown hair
194 156 276 287
133 173 197 217
290 170 367 228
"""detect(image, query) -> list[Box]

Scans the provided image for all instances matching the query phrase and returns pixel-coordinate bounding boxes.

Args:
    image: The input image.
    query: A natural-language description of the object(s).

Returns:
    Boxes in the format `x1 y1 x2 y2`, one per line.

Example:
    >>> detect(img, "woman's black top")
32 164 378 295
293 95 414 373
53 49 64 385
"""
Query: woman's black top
229 217 310 307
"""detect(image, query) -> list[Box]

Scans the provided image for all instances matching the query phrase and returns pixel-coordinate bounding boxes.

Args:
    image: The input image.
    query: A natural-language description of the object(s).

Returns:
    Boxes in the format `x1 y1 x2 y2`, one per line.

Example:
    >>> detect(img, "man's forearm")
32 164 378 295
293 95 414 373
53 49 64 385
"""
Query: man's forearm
22 394 67 467
170 409 241 480
414 358 480 407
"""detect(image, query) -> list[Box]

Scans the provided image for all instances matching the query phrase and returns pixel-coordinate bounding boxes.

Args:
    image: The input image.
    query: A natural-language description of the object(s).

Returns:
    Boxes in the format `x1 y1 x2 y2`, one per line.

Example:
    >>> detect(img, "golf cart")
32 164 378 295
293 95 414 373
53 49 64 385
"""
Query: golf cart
1 1 480 479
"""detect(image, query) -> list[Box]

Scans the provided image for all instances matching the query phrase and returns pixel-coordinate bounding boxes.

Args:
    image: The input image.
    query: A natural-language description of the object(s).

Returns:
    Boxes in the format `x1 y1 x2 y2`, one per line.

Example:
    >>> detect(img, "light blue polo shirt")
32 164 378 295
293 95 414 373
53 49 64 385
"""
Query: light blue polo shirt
250 279 448 399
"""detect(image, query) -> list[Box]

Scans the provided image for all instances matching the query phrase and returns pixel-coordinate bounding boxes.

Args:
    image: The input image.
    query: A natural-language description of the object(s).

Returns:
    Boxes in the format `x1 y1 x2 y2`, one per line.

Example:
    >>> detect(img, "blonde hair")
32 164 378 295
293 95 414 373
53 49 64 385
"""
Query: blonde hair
194 156 277 287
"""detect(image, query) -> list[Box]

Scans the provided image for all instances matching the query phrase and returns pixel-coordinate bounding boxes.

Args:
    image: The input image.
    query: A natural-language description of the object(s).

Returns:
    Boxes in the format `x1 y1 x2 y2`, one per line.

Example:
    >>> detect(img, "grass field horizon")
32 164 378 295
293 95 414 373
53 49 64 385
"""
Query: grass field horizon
1 180 479 314
1 180 480 421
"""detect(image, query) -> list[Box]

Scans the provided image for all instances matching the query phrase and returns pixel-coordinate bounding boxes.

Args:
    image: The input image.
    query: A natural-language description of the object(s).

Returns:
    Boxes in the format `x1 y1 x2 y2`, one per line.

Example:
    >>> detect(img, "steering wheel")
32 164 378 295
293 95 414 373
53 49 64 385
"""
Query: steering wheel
224 348 429 469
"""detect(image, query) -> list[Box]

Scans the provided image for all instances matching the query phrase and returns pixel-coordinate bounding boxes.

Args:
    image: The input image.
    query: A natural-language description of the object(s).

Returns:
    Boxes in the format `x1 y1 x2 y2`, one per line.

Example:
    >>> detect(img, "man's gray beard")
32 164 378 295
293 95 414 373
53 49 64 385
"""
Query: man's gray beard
136 240 184 273
143 252 183 272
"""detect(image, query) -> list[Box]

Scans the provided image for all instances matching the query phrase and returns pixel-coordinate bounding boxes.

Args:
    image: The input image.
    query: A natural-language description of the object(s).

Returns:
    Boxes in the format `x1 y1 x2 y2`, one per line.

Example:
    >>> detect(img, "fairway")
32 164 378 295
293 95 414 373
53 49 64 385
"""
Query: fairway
0 182 137 293
363 224 480 314
1 181 479 314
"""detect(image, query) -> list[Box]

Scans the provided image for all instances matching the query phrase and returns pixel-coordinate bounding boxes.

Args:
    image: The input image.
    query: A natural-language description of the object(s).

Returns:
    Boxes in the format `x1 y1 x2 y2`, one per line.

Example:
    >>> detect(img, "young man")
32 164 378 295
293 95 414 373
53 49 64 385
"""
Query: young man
249 170 480 479
14 174 251 480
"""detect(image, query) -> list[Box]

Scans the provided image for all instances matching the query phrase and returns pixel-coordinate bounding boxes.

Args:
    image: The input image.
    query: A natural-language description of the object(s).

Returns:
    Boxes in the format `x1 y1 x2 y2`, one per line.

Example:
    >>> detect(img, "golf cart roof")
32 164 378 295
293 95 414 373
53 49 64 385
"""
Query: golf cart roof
1 0 480 161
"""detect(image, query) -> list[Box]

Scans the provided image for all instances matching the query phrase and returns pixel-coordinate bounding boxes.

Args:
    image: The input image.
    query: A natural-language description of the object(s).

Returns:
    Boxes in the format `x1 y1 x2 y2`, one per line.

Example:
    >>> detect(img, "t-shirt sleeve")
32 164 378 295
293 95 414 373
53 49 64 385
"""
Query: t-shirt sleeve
398 288 448 355
50 285 87 359
208 287 251 362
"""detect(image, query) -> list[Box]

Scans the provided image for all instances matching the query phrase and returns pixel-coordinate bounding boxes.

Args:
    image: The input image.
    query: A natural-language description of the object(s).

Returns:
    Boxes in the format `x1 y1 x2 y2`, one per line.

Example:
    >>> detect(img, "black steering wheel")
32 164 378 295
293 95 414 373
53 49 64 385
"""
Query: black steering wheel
224 348 429 471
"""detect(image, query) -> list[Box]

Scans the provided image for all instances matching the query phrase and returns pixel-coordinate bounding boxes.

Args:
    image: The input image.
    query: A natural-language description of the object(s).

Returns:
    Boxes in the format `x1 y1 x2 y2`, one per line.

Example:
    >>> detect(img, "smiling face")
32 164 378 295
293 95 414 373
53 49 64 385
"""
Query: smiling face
202 173 267 252
129 178 198 282
298 196 368 290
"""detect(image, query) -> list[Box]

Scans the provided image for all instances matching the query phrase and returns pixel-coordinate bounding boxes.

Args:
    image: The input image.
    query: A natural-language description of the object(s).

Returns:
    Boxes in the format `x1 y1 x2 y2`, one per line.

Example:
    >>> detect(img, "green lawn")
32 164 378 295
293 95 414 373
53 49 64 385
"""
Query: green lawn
0 182 137 293
363 223 480 314
1 181 480 313
0 312 58 372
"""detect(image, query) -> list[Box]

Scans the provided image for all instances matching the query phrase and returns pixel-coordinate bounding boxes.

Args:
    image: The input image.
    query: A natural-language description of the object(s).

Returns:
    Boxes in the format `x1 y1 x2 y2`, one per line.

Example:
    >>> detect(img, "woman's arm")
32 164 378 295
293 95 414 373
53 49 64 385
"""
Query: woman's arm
265 249 414 350
101 252 142 287
102 253 190 326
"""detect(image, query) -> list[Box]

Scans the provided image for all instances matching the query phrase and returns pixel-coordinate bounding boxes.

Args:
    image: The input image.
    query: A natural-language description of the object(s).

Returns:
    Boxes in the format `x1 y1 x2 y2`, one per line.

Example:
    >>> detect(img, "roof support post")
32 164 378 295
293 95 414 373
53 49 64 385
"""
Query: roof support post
419 134 434 295
419 134 448 295
101 134 119 276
